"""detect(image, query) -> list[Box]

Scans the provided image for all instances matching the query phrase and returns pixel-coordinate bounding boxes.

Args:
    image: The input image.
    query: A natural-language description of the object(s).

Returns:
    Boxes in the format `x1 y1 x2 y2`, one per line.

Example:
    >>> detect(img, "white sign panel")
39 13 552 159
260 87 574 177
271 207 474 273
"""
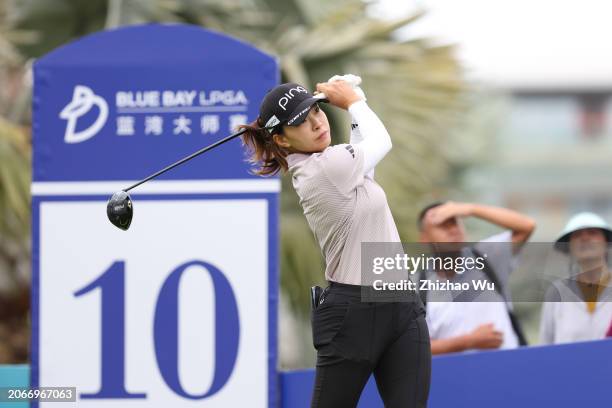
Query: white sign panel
36 198 270 407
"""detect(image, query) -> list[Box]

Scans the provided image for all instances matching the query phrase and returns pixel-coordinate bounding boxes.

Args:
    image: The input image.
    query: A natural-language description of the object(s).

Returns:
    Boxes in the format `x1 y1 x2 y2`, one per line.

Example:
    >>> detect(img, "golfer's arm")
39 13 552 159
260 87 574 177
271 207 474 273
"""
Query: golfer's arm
469 204 536 247
348 100 392 176
349 115 375 179
430 336 472 355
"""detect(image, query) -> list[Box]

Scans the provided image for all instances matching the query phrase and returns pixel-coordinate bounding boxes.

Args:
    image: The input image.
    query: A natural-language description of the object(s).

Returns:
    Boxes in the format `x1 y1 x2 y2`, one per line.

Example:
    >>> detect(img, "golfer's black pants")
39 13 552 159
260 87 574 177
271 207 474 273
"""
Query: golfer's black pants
310 282 431 408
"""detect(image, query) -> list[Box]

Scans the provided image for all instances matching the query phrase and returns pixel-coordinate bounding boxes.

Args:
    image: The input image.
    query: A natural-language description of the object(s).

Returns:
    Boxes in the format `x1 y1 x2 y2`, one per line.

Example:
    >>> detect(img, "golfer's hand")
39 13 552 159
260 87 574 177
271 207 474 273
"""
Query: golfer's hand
316 81 362 110
426 201 474 225
328 74 367 101
467 323 503 349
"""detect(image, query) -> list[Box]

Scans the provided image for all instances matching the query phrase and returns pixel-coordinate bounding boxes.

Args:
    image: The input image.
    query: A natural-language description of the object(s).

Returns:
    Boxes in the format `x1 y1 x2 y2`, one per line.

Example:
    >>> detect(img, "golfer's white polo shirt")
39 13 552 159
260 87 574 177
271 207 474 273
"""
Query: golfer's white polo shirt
287 143 400 285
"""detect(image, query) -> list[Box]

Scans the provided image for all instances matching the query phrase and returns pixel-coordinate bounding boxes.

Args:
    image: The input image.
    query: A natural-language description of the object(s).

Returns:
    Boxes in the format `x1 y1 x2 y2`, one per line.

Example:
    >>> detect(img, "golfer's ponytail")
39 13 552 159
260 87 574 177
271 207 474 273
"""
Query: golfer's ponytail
239 118 289 176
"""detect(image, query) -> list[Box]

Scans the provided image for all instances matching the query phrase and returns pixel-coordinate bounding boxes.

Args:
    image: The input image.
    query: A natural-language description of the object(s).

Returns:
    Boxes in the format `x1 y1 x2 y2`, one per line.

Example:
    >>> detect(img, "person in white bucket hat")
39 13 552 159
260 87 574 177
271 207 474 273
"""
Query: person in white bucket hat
553 212 612 253
540 212 612 345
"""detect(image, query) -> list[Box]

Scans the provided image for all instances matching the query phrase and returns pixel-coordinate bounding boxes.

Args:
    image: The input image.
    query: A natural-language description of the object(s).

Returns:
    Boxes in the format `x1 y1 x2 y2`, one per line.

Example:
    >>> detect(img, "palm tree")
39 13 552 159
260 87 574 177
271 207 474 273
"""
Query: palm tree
5 0 468 321
0 0 33 364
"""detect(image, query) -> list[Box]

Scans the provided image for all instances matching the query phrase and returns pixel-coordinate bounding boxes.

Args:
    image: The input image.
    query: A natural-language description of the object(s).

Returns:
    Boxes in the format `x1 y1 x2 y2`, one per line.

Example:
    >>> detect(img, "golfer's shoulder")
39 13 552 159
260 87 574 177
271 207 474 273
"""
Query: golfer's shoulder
292 144 363 188
316 143 362 173
321 143 361 160
288 152 328 189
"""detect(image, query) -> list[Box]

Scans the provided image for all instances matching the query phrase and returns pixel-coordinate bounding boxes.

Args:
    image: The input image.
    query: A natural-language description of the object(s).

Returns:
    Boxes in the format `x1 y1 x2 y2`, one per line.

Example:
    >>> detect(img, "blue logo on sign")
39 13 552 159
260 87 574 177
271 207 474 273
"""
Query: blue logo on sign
59 85 109 144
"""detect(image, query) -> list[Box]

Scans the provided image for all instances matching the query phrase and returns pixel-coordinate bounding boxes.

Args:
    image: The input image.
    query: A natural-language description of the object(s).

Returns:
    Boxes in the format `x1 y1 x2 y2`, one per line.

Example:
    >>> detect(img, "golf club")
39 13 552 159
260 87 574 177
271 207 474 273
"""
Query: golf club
107 91 329 231
106 128 247 230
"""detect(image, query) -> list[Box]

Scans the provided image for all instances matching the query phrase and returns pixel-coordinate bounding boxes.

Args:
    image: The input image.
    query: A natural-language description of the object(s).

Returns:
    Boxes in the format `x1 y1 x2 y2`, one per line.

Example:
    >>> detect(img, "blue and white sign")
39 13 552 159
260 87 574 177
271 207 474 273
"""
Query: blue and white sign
32 24 279 407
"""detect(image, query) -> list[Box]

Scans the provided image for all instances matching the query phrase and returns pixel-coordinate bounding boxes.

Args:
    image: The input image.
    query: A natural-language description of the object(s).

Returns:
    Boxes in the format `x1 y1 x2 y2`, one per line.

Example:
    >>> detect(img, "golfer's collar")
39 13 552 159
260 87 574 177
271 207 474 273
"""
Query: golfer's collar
287 152 310 169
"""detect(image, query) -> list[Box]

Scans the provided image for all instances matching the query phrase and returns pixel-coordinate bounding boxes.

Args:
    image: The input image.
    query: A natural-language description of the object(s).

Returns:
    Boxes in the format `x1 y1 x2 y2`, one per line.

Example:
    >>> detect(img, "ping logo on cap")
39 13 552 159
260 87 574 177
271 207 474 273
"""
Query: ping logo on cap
278 86 308 111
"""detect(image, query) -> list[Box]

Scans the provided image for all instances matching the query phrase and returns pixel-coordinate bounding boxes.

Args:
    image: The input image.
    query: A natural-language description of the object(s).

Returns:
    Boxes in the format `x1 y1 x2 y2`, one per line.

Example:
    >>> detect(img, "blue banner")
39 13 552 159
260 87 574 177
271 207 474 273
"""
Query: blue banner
32 24 279 408
33 24 278 181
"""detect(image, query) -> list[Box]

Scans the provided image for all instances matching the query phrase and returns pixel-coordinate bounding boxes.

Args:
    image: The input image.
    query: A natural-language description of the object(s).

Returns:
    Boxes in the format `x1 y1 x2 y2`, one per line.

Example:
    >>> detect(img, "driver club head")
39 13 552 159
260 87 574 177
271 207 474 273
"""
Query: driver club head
107 191 133 231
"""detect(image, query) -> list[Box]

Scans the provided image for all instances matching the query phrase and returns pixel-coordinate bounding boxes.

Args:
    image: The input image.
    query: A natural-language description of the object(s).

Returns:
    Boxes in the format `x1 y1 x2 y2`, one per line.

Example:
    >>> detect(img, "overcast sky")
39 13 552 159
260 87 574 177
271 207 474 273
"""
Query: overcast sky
373 0 612 89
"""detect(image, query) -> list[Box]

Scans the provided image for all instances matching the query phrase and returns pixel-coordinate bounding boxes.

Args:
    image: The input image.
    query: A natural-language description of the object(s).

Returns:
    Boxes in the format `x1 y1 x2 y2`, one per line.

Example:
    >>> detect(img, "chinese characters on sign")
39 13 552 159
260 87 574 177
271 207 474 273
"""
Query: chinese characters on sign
114 90 249 136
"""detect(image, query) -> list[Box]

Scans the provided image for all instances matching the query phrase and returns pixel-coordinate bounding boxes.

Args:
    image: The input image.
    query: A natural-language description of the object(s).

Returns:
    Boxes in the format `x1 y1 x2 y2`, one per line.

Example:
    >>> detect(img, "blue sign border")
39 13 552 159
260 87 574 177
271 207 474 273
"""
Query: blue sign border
31 193 279 407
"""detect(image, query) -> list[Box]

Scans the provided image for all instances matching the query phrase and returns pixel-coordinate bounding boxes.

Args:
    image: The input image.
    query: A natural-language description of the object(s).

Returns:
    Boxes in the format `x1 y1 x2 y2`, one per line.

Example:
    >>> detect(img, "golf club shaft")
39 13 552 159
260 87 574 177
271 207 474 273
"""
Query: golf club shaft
124 128 248 192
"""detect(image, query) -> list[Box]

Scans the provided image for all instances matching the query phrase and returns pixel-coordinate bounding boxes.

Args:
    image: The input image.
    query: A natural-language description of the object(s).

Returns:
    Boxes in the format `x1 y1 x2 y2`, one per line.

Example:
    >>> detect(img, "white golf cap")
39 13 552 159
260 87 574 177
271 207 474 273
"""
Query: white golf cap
554 212 612 253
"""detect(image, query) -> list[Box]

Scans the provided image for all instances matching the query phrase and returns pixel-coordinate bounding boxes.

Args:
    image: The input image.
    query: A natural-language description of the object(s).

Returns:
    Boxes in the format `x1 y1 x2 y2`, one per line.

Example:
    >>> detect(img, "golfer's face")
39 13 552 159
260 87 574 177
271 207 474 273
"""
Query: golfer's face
569 228 607 261
280 104 331 153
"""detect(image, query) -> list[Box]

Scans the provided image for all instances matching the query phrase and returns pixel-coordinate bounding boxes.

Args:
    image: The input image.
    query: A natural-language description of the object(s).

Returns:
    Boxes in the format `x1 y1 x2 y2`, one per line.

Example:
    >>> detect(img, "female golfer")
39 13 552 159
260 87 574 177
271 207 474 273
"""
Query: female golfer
240 79 430 407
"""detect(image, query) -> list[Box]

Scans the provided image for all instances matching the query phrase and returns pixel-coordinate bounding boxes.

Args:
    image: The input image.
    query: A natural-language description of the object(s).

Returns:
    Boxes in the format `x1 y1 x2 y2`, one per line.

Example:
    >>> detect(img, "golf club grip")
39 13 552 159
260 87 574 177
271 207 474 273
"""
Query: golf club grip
124 128 248 192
